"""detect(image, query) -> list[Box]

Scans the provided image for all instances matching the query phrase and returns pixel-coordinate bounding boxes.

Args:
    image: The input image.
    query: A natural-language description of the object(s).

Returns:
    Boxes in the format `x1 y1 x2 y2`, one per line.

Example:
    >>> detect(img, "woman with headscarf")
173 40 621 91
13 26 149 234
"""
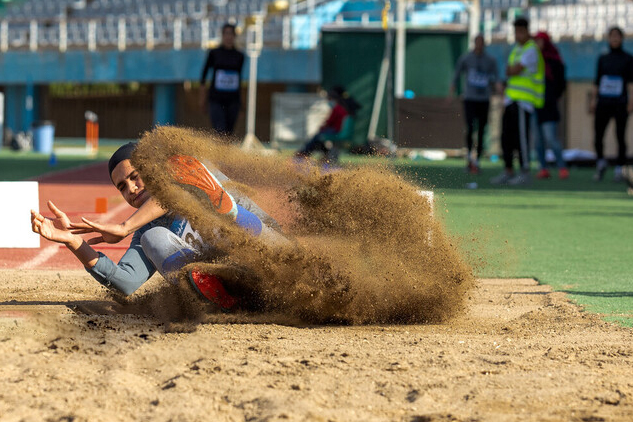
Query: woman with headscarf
533 31 568 180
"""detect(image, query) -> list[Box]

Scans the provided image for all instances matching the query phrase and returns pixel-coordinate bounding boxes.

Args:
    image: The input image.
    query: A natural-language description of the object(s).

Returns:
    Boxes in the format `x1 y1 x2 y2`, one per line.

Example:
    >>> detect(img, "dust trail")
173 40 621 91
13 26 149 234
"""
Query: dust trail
132 127 475 325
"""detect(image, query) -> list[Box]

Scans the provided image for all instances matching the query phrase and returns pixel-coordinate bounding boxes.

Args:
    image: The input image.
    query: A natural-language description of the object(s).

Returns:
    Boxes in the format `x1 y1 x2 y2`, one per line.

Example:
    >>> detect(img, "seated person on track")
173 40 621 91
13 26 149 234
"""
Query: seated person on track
30 142 287 310
295 86 359 163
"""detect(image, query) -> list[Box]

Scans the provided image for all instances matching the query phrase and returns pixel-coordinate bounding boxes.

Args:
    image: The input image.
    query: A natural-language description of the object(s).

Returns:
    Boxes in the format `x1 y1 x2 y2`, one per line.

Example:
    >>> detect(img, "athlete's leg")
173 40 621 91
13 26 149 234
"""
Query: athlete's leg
140 226 200 278
594 104 610 162
225 99 241 135
476 101 490 161
615 104 629 167
463 100 476 160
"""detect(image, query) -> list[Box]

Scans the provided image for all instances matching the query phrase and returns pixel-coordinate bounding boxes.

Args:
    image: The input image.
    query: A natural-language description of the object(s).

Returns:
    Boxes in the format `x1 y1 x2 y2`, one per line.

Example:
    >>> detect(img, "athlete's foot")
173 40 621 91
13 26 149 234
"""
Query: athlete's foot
169 155 237 217
536 169 551 179
490 171 513 185
558 168 569 180
593 159 607 182
188 269 239 311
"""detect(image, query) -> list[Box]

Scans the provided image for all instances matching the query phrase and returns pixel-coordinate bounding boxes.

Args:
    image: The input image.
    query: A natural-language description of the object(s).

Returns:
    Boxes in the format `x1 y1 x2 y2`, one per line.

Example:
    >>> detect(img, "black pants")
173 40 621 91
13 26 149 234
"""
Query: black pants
501 102 532 171
463 100 490 160
209 98 240 135
594 103 628 165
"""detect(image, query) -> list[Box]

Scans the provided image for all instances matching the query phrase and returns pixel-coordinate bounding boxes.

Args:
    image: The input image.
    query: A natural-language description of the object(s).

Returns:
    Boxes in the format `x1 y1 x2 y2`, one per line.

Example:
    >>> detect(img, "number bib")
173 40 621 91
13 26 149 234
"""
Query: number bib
215 69 240 92
599 75 624 98
170 217 205 251
467 69 490 88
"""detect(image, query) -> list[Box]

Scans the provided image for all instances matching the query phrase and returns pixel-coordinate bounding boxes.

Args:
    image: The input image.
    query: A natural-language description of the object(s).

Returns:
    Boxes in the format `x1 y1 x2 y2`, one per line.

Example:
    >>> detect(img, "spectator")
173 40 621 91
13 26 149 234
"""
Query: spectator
491 17 545 185
591 26 633 182
200 23 245 136
533 31 569 180
450 34 499 174
295 86 360 163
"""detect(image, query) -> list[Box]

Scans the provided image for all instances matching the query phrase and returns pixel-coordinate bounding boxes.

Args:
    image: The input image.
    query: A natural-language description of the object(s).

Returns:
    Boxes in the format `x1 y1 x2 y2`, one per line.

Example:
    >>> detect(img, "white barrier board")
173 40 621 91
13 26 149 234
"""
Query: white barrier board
0 182 40 248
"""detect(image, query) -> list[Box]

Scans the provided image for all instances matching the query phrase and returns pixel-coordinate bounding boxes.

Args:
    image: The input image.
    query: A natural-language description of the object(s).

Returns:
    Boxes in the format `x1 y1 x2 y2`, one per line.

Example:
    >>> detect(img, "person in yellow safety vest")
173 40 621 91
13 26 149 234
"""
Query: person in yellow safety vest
490 17 545 186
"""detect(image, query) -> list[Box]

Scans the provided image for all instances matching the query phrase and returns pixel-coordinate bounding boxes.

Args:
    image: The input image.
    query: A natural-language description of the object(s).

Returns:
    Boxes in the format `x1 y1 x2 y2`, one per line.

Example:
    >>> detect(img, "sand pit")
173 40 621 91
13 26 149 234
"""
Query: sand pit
0 269 632 421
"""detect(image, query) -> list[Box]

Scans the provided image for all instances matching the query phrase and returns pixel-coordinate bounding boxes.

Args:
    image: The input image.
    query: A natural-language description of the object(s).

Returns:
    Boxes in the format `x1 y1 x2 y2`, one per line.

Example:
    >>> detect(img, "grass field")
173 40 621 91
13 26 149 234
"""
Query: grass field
378 157 633 327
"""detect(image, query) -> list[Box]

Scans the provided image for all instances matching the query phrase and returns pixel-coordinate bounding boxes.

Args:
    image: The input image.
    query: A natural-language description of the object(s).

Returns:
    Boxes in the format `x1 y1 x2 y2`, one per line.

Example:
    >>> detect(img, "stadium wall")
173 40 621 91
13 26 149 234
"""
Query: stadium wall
322 27 468 148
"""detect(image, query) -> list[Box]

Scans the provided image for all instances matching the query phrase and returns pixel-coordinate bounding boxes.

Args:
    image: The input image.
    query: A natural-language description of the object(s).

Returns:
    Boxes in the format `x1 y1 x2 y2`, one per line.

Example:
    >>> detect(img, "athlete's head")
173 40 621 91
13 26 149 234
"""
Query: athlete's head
608 26 624 50
474 34 485 54
108 142 150 209
221 23 237 49
513 17 530 45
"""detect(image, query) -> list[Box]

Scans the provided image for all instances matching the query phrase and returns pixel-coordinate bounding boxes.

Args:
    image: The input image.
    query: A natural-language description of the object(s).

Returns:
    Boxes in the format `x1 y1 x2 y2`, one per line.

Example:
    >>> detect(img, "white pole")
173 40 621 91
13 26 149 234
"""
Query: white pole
394 0 406 98
146 18 154 50
243 16 264 150
469 0 480 44
88 19 97 51
29 19 37 52
118 17 126 51
59 19 67 52
1 21 8 52
201 18 209 49
173 18 182 50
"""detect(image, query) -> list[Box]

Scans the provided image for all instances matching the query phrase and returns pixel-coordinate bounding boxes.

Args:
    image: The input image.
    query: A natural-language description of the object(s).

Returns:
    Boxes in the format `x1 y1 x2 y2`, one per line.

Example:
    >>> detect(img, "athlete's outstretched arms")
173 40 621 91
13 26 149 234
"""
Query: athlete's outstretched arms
31 200 100 268
70 197 167 245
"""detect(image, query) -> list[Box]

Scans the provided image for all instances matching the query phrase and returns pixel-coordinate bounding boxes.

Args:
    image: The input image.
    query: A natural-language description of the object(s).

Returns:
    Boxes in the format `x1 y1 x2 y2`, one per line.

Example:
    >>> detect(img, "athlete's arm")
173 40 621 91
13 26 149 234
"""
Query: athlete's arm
31 201 100 268
71 196 167 245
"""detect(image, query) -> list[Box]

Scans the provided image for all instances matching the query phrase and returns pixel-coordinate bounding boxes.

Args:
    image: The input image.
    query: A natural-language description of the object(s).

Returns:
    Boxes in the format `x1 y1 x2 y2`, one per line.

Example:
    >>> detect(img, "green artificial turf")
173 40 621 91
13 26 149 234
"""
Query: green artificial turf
344 156 633 327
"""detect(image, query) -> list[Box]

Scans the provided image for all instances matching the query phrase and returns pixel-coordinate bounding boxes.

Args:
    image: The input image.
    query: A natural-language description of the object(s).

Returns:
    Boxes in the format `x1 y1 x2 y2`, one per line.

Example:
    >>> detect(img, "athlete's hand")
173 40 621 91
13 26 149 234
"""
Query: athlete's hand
70 219 128 245
30 201 76 245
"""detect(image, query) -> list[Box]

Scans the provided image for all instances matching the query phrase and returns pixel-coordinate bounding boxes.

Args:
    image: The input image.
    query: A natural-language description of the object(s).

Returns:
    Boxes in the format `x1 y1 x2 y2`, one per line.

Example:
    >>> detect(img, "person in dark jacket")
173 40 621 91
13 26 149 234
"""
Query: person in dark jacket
533 31 569 180
200 23 245 136
591 26 633 182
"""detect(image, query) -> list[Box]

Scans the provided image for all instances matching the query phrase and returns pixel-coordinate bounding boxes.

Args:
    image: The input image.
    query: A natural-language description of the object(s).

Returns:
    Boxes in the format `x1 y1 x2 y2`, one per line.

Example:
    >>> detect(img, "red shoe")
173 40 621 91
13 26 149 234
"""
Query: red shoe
188 269 239 311
169 155 238 218
558 168 569 180
468 162 480 175
536 169 551 179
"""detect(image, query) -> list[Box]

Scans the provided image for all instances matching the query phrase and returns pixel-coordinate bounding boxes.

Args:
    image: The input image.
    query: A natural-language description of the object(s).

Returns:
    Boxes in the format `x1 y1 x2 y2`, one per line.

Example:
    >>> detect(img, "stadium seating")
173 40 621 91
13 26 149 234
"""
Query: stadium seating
481 0 633 41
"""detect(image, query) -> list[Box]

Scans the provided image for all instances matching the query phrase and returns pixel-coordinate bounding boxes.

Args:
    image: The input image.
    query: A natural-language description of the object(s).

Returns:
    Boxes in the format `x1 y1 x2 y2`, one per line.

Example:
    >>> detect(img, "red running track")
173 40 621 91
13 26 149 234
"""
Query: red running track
0 162 136 270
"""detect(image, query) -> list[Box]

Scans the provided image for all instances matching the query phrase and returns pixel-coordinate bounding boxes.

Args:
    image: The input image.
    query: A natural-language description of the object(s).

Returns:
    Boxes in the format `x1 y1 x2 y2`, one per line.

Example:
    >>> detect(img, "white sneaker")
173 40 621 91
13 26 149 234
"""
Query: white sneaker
593 159 607 182
614 166 624 183
507 172 532 186
490 172 513 185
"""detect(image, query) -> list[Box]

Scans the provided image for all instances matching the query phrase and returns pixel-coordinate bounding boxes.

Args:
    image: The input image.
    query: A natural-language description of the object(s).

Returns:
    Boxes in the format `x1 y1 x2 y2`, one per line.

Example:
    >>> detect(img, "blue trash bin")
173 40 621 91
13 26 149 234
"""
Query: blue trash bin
32 121 55 154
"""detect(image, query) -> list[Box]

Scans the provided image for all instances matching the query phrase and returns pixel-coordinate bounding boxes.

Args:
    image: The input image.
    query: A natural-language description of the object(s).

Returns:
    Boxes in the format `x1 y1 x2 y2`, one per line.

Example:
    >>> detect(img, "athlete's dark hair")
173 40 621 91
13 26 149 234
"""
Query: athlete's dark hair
108 142 137 181
222 23 237 35
513 17 529 29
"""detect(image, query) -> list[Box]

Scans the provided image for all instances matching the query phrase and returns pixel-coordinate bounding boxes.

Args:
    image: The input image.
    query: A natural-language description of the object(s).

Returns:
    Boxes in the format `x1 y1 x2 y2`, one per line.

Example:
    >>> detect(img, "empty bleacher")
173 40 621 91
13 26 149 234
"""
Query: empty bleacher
481 0 633 42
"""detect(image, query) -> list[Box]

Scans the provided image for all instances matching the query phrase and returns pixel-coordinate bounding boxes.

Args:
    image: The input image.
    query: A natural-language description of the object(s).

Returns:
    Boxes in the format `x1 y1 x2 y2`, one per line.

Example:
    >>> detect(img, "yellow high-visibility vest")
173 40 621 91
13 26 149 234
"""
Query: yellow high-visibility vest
506 39 545 108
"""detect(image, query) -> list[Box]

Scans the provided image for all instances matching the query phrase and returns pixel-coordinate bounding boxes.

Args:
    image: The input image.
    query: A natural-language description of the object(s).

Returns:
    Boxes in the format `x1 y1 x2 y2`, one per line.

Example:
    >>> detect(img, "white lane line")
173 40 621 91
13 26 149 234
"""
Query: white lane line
18 201 130 270
18 245 60 269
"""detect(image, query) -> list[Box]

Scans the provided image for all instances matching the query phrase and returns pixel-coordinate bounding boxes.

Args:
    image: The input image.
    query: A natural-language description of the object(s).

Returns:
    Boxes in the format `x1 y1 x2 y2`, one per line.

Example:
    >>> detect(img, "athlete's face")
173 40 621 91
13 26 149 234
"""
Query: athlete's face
474 36 484 54
222 27 236 49
111 159 150 209
609 31 623 50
